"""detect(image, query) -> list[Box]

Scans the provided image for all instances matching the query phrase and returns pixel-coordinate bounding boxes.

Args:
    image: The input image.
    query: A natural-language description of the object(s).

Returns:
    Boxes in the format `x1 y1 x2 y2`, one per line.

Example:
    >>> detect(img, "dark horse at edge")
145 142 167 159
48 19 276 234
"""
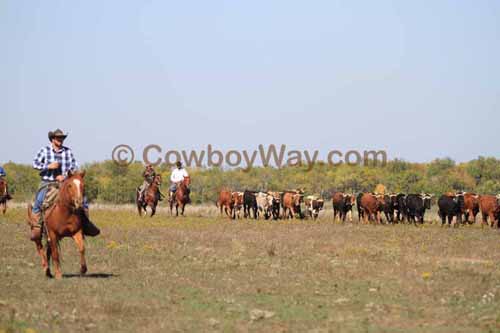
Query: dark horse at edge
0 177 12 214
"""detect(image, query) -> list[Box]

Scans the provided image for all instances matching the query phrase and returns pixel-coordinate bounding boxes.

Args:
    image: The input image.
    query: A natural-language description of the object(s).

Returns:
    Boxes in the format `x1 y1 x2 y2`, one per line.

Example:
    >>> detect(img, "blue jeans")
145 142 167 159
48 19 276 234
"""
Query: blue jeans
33 181 88 213
169 183 177 192
32 185 49 214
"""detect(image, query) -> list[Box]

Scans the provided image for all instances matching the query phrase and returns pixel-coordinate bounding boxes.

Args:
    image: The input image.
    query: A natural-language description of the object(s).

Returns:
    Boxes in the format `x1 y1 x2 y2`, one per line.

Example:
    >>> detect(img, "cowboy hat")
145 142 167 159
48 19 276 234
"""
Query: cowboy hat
48 129 68 141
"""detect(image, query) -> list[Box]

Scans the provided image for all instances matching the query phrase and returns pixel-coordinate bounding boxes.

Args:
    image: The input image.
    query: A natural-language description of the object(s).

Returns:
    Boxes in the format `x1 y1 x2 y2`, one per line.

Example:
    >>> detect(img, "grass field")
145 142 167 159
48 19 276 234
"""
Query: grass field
1 205 500 333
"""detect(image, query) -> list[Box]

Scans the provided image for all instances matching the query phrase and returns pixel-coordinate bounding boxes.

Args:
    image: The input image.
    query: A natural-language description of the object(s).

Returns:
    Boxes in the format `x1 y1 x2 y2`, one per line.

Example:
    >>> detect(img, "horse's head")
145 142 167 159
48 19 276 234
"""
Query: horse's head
154 174 162 186
61 170 86 209
183 176 191 187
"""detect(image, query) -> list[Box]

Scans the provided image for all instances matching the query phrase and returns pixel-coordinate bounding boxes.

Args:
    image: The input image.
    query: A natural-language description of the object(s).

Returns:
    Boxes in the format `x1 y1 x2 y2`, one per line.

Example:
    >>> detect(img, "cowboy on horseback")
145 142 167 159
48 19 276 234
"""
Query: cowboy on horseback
169 161 190 203
0 165 11 199
138 164 164 203
29 129 100 241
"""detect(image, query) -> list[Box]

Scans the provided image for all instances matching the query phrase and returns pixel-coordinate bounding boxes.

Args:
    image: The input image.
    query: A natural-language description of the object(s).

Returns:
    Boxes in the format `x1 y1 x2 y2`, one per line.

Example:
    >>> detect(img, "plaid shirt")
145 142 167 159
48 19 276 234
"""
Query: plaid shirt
32 145 78 181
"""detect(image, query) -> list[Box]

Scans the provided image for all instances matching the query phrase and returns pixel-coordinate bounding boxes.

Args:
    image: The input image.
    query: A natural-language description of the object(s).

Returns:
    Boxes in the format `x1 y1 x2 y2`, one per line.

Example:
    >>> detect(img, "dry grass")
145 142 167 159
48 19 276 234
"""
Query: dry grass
1 205 500 333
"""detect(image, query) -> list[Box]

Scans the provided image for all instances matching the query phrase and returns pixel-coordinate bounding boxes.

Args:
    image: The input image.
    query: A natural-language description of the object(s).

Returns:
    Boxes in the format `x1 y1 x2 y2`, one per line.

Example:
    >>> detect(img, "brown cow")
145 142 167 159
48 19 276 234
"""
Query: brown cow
461 192 480 224
479 195 500 228
332 192 356 222
360 193 384 224
231 192 244 219
216 189 234 218
281 191 303 219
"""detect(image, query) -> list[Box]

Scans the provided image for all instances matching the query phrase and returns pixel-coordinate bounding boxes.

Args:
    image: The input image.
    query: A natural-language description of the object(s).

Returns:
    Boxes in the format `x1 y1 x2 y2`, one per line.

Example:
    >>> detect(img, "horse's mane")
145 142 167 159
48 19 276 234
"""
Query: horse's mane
57 178 73 208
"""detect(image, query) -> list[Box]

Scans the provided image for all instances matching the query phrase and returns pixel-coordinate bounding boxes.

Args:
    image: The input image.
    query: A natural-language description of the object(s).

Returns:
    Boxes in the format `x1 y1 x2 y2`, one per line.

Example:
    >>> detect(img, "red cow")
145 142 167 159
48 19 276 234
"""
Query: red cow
479 195 500 228
281 191 303 219
216 189 234 219
462 192 480 224
360 193 384 224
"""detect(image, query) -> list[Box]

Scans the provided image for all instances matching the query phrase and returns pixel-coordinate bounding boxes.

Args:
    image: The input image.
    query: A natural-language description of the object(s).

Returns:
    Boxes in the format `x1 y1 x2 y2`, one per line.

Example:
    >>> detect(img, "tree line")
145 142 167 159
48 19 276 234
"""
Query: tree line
2 157 500 204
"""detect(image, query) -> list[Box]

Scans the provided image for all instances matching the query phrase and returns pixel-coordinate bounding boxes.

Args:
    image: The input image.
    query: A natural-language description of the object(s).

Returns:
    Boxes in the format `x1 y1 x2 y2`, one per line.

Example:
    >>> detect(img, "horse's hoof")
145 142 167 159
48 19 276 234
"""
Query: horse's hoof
55 273 63 280
80 265 87 275
45 269 53 278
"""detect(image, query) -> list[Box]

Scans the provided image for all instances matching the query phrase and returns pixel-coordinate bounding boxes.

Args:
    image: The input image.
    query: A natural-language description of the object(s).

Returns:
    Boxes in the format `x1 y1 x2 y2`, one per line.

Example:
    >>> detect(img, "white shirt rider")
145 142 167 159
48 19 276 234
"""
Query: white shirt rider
170 167 189 183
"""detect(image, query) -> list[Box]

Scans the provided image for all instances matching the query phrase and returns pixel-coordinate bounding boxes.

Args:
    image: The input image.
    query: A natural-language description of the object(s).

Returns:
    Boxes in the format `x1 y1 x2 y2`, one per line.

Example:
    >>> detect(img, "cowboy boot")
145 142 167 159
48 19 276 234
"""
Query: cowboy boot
30 212 42 241
82 208 100 237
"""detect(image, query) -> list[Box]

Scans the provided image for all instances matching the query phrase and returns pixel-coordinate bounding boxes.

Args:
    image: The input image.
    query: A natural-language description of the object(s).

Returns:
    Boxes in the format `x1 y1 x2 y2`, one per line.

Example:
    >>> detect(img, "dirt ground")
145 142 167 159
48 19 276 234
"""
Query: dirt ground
1 206 500 332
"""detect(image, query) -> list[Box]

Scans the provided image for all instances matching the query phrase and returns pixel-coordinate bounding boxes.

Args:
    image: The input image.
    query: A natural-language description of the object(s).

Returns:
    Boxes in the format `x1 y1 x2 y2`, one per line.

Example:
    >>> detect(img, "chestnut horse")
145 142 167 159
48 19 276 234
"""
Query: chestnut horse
0 178 11 214
136 174 162 217
170 177 190 216
27 171 88 279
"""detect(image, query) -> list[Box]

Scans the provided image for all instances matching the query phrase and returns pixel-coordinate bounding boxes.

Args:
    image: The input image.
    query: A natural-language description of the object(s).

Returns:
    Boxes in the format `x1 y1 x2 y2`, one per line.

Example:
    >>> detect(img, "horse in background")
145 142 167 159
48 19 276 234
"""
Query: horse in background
170 177 190 216
137 174 162 217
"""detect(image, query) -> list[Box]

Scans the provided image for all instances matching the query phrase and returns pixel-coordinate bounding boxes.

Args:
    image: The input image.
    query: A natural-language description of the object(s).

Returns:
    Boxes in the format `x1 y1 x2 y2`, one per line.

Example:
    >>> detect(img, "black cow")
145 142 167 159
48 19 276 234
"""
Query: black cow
356 192 364 222
406 193 432 224
437 194 464 226
394 193 407 222
267 192 281 220
243 190 258 219
381 194 398 223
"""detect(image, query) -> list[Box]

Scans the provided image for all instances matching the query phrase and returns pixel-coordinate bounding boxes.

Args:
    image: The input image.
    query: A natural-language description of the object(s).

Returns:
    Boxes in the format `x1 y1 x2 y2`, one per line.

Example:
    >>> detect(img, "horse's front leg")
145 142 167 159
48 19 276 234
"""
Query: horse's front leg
48 232 62 279
181 203 185 216
176 202 179 217
150 203 156 217
72 231 87 275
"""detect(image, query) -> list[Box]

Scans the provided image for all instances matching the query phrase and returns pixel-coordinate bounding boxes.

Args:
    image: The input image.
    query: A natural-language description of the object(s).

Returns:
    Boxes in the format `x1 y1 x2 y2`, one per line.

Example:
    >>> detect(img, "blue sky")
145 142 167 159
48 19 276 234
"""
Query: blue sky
2 1 499 165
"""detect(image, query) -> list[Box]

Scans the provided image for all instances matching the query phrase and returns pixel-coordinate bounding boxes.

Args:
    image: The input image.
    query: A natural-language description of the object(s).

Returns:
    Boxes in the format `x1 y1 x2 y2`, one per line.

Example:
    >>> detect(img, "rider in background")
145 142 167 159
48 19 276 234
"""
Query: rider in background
138 164 155 202
0 165 6 178
138 164 164 202
169 161 190 202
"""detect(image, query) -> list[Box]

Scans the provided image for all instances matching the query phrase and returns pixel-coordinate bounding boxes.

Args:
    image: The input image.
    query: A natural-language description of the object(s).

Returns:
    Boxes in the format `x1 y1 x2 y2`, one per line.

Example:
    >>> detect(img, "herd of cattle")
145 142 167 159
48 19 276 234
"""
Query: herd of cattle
216 189 500 228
